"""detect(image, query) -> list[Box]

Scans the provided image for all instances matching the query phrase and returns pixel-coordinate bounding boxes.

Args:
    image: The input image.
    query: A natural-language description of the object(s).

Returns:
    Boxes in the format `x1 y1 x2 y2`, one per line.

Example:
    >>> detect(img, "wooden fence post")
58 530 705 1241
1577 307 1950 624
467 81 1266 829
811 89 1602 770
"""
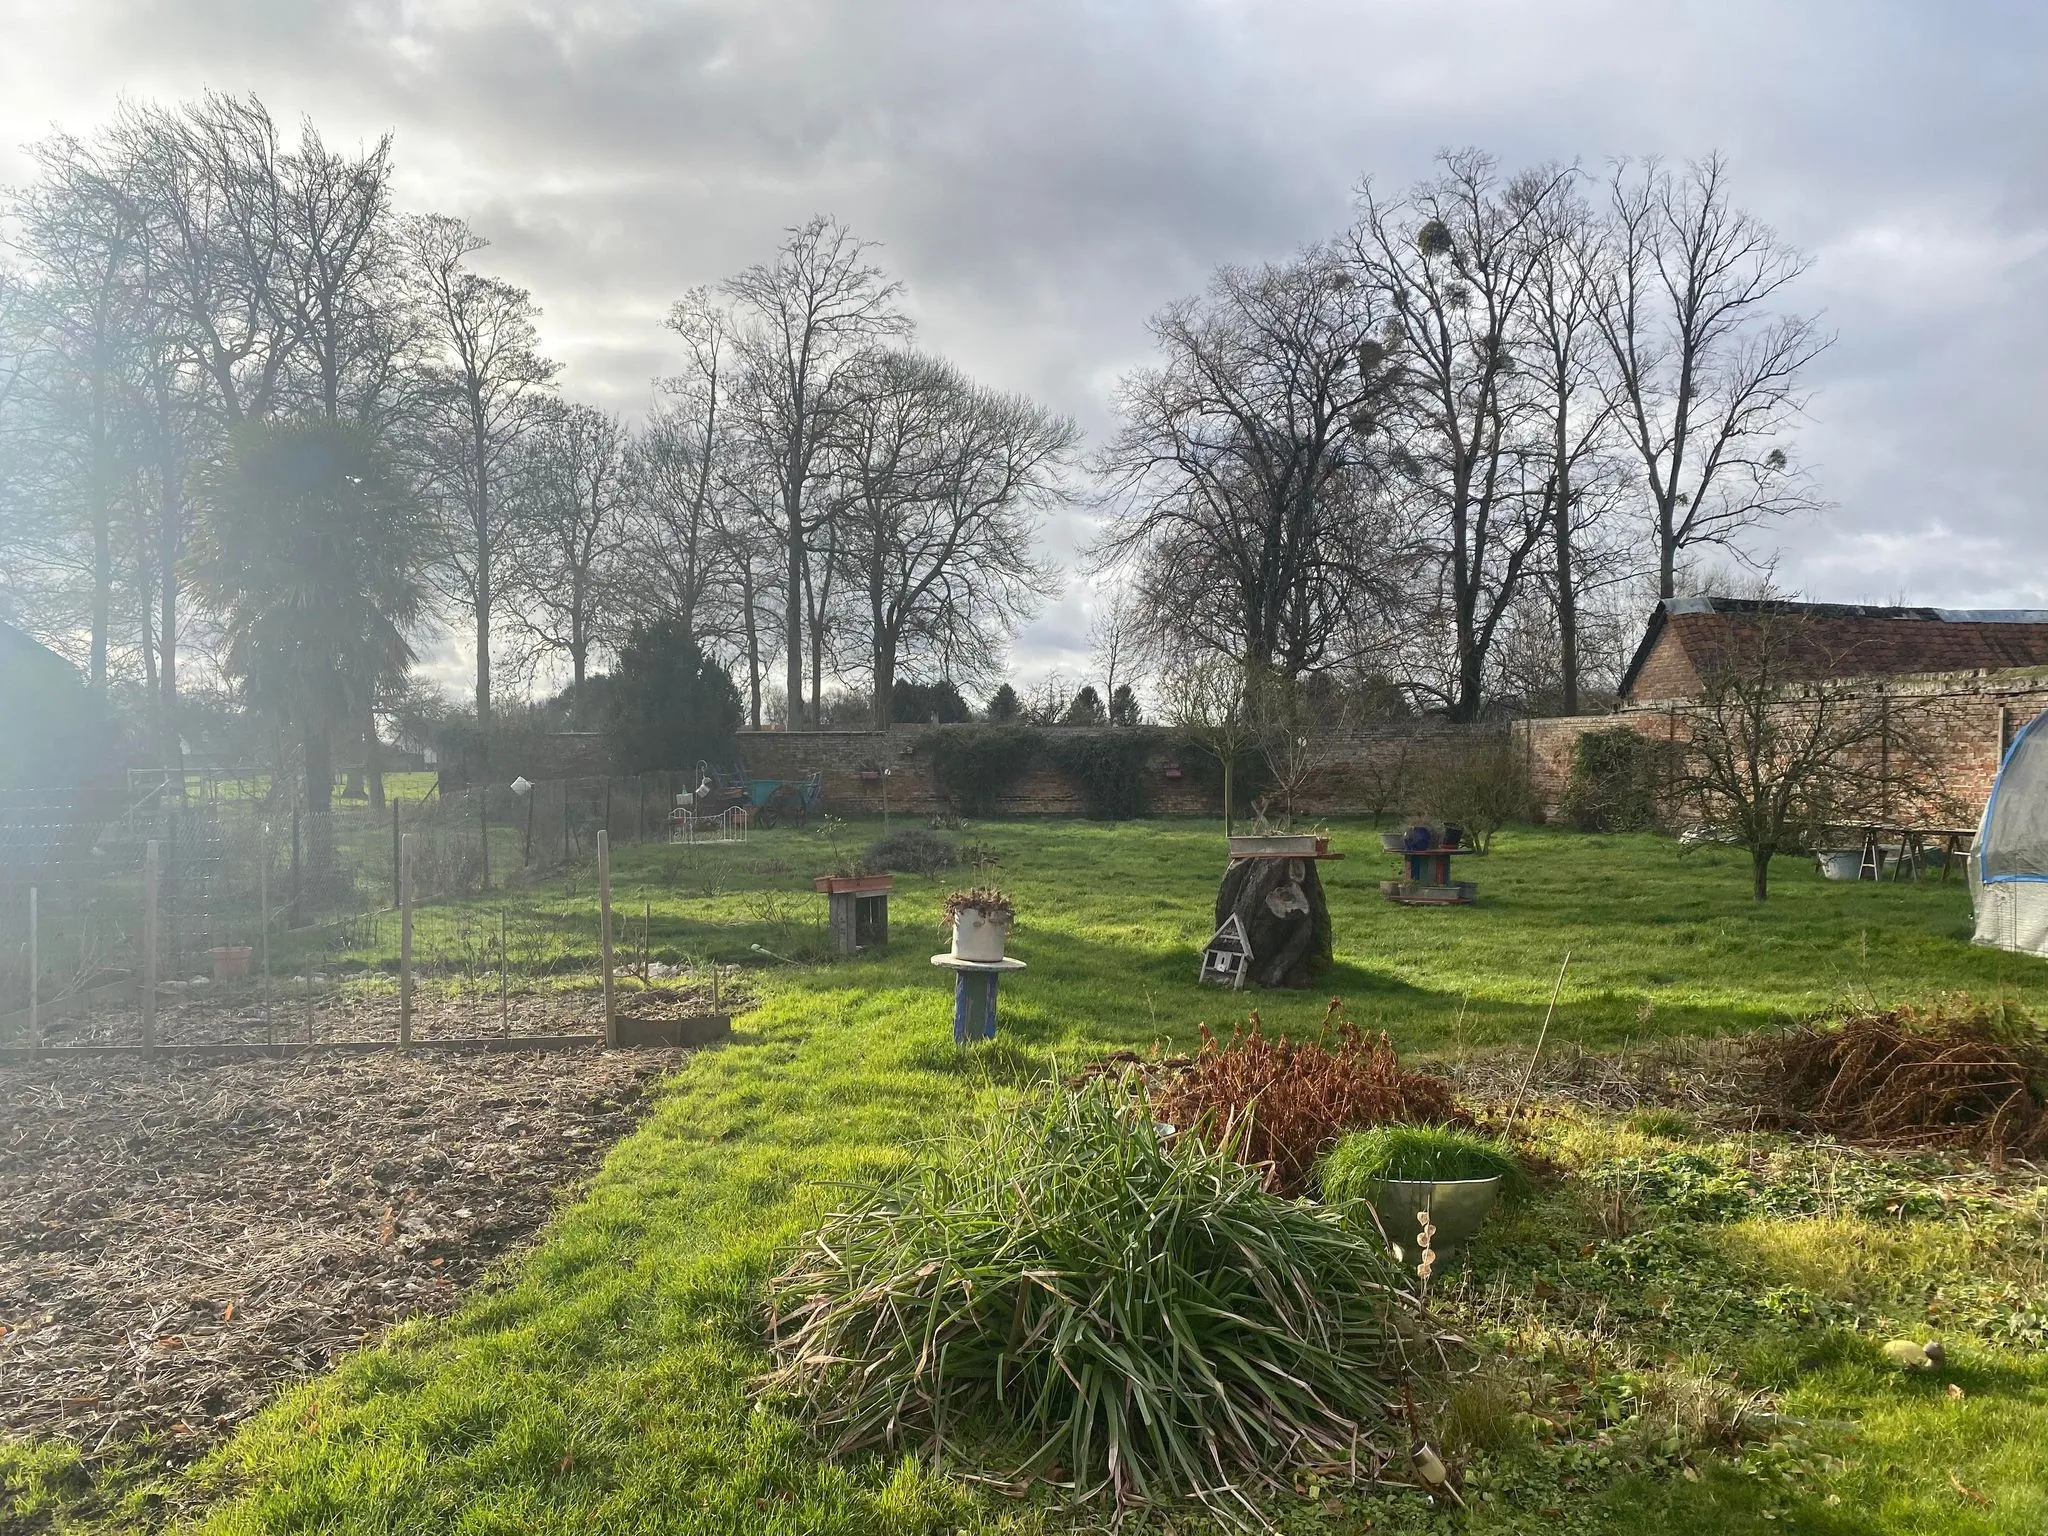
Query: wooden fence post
561 779 571 865
499 908 509 1036
399 831 414 1050
478 787 490 892
142 841 159 1057
598 829 616 1048
391 801 401 907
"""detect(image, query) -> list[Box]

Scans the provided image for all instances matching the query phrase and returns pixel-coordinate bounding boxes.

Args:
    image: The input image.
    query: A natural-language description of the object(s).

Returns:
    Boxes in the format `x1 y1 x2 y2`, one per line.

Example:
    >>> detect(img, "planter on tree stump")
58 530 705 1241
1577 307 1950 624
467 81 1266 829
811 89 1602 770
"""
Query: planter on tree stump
1214 854 1333 990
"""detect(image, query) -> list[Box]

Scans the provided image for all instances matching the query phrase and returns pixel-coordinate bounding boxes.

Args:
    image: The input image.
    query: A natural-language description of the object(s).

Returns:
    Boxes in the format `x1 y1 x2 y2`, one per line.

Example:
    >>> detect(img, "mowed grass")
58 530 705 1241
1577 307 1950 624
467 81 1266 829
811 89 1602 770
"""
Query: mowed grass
7 820 2047 1534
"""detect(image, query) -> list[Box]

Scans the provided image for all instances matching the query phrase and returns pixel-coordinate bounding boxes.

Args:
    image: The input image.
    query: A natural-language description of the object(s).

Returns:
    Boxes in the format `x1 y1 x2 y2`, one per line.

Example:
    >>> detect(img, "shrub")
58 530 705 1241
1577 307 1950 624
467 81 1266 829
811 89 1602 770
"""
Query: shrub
604 618 742 774
1151 1001 1467 1196
860 827 961 874
762 1084 1417 1508
1321 1125 1531 1205
1563 726 1667 832
891 678 970 724
1043 728 1162 819
922 724 1037 816
1414 730 1534 851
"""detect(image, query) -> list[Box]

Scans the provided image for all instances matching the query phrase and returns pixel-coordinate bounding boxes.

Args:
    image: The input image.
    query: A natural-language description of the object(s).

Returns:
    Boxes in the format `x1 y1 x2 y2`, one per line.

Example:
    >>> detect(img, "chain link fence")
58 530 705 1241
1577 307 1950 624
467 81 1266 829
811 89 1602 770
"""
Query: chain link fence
1 771 719 1053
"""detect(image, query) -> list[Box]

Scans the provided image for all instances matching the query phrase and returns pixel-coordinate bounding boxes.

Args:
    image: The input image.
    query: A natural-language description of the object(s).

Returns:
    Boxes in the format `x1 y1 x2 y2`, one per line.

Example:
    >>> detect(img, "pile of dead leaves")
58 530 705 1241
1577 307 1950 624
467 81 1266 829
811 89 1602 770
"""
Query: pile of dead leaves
1152 999 1467 1195
1754 1002 2048 1159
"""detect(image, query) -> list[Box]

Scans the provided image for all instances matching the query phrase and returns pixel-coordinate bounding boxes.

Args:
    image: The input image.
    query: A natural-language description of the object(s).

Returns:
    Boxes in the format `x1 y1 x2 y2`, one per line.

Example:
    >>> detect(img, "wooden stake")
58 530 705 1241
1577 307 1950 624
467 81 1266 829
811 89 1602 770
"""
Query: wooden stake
499 908 509 1036
399 831 414 1050
27 887 38 1053
142 841 159 1057
479 785 490 892
598 830 616 1048
1505 951 1571 1133
391 801 401 906
260 841 271 1045
642 899 650 982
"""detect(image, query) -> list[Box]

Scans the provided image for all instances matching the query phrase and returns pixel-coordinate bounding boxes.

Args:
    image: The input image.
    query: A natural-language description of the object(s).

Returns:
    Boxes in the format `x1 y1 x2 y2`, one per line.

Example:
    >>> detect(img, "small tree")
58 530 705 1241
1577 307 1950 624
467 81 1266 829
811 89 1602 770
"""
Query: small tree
1671 605 1937 900
605 617 742 774
1062 684 1107 726
1109 683 1141 726
1164 656 1258 834
984 682 1022 722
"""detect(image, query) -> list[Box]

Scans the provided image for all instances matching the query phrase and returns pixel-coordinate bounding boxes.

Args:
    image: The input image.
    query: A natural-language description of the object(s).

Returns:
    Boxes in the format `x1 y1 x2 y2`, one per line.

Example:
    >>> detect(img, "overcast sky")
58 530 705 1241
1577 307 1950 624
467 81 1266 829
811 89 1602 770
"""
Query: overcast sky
4 0 2045 698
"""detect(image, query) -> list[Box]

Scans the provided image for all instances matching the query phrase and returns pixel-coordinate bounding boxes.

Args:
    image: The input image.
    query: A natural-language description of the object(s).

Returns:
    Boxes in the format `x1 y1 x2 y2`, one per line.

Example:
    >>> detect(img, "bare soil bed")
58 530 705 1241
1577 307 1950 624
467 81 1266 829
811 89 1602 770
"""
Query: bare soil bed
0 1045 673 1461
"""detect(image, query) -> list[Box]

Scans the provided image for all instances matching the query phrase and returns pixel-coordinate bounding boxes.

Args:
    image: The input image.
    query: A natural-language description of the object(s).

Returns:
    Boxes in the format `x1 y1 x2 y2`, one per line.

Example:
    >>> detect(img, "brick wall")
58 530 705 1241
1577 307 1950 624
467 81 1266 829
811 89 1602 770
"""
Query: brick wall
730 720 1504 819
1518 668 2048 824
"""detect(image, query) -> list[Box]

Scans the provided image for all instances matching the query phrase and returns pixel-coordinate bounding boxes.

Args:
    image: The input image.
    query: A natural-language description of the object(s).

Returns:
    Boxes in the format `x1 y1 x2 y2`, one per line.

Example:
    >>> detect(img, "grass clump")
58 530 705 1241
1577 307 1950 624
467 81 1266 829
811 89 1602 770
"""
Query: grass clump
1321 1124 1531 1205
762 1082 1420 1509
860 826 961 874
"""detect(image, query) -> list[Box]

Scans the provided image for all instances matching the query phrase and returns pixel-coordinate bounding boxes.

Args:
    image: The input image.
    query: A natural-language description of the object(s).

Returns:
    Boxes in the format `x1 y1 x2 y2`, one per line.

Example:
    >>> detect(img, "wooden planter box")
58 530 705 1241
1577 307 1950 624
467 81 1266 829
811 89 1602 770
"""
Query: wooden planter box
812 873 894 895
613 1010 733 1049
1226 833 1330 859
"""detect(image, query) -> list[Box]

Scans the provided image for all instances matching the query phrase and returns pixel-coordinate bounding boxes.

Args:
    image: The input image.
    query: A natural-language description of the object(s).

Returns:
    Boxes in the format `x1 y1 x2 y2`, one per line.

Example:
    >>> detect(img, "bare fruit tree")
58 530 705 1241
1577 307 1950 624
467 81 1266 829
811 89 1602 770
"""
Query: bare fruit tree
1671 600 1949 900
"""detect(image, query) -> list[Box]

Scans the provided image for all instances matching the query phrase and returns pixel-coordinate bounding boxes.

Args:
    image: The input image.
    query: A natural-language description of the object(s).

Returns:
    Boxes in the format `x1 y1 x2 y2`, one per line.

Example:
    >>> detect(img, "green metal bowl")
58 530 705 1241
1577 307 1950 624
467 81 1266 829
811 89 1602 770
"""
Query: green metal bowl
1365 1176 1502 1261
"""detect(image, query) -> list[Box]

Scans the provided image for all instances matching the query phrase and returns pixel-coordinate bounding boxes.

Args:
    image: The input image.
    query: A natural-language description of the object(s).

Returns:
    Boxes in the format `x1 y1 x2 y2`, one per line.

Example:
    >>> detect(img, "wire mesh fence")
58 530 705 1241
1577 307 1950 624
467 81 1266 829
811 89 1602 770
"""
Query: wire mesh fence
0 770 721 1054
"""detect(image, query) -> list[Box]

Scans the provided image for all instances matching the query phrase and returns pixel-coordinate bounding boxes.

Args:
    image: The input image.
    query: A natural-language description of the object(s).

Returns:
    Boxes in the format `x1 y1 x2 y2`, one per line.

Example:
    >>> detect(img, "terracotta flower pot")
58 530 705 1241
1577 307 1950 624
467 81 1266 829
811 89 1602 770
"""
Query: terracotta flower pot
209 945 254 981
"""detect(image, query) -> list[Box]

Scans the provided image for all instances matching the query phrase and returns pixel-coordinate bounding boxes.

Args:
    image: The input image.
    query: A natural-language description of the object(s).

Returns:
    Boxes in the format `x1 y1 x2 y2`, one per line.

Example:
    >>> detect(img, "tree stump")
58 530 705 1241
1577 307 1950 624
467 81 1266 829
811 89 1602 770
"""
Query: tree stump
1214 856 1332 989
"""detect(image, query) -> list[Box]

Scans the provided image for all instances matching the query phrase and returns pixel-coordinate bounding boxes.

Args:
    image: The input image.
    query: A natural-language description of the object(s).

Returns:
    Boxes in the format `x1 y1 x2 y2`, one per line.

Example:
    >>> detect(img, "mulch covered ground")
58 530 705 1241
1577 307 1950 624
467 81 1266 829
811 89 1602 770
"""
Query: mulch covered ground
0 1045 674 1461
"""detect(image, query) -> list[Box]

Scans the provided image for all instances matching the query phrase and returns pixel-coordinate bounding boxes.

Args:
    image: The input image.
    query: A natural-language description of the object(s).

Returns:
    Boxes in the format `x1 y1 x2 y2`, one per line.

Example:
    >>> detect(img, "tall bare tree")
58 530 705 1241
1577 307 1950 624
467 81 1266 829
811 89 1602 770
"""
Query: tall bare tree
723 216 909 729
405 213 558 736
505 400 632 691
1592 155 1829 599
830 348 1072 728
1350 150 1575 721
1093 246 1398 684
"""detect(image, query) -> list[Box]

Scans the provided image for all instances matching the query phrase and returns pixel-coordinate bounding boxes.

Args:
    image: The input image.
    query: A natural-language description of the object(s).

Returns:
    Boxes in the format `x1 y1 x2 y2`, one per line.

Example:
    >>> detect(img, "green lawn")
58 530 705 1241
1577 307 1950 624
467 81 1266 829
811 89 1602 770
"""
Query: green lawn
8 820 2047 1534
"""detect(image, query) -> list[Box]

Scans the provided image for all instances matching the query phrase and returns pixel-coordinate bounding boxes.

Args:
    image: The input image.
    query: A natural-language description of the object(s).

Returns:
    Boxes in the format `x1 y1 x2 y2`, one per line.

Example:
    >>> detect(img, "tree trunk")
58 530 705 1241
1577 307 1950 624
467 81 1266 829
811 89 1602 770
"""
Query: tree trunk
1751 847 1772 902
305 722 334 816
365 707 386 811
1214 856 1332 989
785 500 806 730
872 636 895 732
475 556 493 751
1553 436 1579 715
740 561 763 728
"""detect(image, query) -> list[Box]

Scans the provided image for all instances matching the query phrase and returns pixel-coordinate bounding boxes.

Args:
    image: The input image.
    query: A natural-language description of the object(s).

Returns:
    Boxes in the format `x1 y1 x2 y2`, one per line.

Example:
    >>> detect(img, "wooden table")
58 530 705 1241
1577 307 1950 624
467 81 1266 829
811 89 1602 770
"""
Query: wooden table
1839 825 1977 883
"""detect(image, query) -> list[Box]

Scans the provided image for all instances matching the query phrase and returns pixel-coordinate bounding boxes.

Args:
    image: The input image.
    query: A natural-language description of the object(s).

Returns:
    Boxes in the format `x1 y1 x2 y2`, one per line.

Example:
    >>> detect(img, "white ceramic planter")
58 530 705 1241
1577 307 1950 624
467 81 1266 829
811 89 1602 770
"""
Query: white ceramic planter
950 907 1010 963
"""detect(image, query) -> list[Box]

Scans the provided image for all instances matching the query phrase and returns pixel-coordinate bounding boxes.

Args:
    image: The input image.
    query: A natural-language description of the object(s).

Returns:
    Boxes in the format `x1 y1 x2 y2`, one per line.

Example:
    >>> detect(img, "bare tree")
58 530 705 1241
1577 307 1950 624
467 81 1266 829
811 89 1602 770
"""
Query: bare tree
1672 600 1942 900
625 290 738 642
405 213 558 735
1161 653 1259 834
1093 246 1397 684
1519 178 1626 714
1351 150 1575 722
723 216 909 730
504 400 632 691
1592 155 1830 599
830 348 1072 728
1087 582 1146 723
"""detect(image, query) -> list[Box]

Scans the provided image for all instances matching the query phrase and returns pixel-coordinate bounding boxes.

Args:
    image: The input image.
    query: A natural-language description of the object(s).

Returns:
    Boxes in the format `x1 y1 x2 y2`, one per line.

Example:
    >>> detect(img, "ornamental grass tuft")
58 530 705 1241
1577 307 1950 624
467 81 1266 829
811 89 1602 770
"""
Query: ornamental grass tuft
762 1082 1422 1509
1320 1124 1532 1206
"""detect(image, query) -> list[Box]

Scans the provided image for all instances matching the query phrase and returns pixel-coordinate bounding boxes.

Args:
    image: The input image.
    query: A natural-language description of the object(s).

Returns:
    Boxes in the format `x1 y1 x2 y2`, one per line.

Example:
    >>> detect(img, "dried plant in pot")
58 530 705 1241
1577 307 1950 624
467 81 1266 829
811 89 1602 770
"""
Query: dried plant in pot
941 887 1014 962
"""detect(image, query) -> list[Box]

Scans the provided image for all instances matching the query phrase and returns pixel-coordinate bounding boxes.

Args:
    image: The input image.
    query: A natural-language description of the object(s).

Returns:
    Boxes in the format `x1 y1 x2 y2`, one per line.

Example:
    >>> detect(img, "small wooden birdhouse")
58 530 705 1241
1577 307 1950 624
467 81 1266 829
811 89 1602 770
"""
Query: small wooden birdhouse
1199 913 1253 989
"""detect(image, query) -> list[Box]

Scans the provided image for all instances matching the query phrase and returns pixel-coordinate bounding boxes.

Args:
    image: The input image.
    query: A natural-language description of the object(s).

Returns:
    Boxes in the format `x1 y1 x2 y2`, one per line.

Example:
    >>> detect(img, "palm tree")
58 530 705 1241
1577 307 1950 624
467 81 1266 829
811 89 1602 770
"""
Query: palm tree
189 420 431 817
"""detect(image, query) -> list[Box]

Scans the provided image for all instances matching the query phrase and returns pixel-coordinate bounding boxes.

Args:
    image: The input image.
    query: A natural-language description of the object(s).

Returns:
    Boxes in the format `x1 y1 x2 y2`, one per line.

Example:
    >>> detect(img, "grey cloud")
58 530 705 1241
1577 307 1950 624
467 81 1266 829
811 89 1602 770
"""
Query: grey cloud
6 0 2047 678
